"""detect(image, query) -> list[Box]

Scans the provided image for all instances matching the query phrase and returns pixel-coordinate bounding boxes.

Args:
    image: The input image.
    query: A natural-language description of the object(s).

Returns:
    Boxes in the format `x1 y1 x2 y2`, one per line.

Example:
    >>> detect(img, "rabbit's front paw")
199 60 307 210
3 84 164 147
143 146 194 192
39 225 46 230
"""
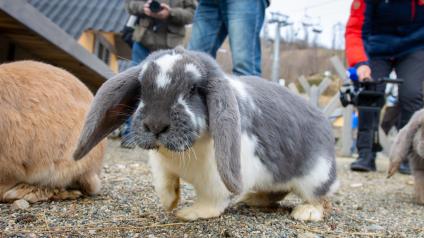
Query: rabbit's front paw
176 205 222 221
291 203 324 221
158 179 180 211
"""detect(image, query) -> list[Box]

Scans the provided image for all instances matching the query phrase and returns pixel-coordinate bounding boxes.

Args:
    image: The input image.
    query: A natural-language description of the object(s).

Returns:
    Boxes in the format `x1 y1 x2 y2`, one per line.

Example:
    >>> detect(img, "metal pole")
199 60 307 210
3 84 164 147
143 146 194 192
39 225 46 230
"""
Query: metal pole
269 12 290 83
271 22 281 83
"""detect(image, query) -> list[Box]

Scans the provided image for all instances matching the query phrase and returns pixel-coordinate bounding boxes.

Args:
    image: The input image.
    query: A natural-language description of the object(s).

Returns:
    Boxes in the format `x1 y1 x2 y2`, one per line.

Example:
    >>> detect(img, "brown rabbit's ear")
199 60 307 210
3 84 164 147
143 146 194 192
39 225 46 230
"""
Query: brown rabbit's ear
73 66 142 160
207 76 242 194
388 110 424 177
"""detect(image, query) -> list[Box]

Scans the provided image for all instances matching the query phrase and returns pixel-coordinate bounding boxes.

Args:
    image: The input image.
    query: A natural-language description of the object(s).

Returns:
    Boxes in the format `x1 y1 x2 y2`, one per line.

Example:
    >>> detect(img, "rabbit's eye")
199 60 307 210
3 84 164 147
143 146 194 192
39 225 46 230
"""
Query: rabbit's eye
189 85 196 96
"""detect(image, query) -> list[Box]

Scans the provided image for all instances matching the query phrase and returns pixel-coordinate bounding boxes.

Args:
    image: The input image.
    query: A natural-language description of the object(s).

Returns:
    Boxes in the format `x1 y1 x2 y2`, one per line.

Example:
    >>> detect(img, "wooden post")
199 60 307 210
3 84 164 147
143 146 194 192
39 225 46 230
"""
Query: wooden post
318 78 332 95
341 105 354 156
331 56 353 157
298 75 310 94
310 85 319 107
323 92 342 117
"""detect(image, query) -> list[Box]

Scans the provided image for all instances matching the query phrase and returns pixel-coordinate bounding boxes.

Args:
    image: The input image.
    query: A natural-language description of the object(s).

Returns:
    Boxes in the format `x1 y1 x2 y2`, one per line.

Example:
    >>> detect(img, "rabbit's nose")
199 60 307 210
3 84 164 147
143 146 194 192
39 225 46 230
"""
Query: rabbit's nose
143 120 170 136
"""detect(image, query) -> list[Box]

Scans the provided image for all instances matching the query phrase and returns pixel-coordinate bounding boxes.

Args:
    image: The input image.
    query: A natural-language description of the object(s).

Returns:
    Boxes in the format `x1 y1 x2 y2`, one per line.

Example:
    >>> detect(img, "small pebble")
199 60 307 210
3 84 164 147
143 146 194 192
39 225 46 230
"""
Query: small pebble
350 183 363 188
367 224 384 231
298 232 320 238
11 199 30 210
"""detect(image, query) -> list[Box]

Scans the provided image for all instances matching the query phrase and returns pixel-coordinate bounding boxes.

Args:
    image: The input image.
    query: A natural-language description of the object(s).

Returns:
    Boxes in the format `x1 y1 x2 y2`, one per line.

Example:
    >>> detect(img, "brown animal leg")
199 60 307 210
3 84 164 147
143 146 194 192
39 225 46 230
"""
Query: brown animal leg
78 173 101 195
414 170 424 205
3 184 82 203
0 182 17 202
241 191 289 207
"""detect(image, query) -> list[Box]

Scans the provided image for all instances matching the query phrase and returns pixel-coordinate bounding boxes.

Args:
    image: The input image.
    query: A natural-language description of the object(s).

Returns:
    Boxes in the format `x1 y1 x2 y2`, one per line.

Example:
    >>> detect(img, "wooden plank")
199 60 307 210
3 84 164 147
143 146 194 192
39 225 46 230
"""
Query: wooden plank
298 75 310 94
330 56 347 81
318 78 332 95
310 85 319 108
323 92 342 117
341 105 353 156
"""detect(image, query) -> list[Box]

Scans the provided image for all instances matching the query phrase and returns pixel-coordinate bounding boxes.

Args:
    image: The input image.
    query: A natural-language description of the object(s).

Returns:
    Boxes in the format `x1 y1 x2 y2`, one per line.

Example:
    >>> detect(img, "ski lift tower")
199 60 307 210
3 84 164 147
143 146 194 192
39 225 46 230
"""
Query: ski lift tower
311 18 323 47
269 12 290 83
301 13 313 45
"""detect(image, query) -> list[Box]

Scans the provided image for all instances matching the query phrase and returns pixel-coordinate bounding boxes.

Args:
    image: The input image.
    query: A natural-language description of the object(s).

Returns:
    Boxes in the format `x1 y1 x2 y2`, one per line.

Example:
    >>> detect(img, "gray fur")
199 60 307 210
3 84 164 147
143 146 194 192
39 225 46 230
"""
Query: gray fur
73 48 337 197
389 108 424 171
206 76 242 194
389 109 424 176
233 76 336 196
389 108 424 204
73 66 142 160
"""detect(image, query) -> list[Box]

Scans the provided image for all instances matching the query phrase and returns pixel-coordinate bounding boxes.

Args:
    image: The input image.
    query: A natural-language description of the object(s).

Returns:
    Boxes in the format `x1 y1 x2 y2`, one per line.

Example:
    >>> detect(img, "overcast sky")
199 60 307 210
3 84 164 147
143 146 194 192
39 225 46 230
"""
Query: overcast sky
265 0 352 49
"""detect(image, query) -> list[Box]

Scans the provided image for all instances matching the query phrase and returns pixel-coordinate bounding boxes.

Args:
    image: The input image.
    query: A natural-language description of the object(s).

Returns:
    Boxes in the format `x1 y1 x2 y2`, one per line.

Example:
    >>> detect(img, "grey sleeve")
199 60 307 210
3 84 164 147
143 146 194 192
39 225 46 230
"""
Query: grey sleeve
167 0 196 25
125 0 147 16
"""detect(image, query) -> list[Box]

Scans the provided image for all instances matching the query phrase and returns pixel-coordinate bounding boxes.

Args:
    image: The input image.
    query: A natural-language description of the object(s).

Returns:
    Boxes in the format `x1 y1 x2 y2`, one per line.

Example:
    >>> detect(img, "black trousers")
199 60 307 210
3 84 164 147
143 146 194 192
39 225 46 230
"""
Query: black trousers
357 50 424 154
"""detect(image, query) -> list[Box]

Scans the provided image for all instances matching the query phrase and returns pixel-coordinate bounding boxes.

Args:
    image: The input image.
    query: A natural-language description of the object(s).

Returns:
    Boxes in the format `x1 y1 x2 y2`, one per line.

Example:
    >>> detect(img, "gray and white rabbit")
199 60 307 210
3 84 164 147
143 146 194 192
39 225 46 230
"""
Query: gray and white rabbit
74 47 339 221
388 109 424 205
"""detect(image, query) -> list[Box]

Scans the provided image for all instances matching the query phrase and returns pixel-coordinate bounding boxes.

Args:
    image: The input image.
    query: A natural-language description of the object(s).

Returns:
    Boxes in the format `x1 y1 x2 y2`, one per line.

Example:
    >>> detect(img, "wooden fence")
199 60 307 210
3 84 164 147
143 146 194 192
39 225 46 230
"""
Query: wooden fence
285 56 395 157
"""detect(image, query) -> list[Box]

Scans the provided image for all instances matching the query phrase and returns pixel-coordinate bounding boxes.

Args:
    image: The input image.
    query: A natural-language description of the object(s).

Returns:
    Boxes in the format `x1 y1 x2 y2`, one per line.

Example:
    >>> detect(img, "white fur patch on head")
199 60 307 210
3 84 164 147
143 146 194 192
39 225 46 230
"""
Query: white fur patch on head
156 72 172 89
178 96 196 127
154 54 183 89
185 63 202 80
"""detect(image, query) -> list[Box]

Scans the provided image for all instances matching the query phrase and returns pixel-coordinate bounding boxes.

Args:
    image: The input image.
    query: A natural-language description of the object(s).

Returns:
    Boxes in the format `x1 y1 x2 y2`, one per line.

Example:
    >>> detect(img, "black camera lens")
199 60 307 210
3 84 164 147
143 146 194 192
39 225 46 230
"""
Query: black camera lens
149 0 162 13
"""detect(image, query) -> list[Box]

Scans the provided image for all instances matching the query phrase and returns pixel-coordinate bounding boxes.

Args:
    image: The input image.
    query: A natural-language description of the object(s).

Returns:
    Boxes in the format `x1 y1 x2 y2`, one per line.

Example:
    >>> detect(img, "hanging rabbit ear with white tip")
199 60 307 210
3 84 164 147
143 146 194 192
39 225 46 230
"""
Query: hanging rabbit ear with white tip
73 66 142 160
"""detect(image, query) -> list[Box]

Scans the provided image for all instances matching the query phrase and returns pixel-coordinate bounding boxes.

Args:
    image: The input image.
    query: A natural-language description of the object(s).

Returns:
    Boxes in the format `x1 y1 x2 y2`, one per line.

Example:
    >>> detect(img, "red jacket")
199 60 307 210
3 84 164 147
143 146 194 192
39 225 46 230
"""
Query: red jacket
345 0 424 67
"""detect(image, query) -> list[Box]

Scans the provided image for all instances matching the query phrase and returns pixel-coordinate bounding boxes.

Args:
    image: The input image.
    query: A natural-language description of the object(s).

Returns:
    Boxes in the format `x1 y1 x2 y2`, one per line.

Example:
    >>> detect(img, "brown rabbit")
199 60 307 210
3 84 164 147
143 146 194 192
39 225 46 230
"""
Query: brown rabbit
388 109 424 205
0 61 105 203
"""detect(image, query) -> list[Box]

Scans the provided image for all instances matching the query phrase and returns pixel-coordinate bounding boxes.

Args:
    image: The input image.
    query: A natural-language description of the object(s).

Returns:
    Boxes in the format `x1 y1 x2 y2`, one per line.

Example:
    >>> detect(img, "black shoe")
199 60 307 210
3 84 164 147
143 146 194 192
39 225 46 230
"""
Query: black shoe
399 161 411 175
350 151 376 172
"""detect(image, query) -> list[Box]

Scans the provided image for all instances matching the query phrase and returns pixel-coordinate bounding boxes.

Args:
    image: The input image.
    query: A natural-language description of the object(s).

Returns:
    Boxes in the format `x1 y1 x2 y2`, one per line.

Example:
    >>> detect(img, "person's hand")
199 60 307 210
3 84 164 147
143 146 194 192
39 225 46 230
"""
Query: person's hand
357 65 372 81
143 1 170 20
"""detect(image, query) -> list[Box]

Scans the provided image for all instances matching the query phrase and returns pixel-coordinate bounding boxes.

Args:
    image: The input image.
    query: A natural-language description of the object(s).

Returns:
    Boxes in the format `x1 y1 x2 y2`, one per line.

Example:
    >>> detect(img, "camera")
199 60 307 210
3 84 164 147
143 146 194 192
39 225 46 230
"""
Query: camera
339 68 403 110
149 0 162 13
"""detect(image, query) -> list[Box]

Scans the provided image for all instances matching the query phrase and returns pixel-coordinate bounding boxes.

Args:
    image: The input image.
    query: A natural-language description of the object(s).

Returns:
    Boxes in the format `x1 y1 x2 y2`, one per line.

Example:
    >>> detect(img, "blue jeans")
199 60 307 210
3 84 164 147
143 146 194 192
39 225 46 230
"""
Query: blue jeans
122 42 151 140
132 42 151 66
188 0 266 76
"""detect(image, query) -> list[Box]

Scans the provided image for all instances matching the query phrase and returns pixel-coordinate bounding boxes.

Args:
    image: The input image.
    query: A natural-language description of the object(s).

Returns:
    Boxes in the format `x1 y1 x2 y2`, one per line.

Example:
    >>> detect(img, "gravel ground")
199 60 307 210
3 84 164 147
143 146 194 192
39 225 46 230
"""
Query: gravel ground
1 139 423 238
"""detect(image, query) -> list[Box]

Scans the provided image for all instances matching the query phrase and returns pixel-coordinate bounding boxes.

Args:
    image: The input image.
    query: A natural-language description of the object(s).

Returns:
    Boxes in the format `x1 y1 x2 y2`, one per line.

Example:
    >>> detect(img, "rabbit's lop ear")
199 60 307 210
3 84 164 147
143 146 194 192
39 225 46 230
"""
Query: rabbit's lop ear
207 77 242 194
74 66 142 160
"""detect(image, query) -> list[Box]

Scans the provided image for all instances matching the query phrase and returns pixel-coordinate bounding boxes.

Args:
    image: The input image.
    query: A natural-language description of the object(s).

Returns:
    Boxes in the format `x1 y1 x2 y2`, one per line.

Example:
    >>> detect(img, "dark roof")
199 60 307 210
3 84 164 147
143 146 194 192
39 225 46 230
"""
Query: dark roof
0 0 114 92
27 0 129 39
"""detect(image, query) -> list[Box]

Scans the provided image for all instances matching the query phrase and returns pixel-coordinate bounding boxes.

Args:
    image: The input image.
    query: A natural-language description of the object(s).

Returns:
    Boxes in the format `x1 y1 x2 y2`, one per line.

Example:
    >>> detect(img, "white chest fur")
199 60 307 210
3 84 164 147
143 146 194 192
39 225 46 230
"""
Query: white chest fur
149 133 273 195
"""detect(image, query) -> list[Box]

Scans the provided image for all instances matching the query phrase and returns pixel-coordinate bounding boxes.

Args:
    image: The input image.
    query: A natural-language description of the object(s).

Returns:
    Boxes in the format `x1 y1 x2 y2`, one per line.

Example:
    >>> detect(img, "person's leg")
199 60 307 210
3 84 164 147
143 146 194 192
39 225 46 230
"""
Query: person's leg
187 0 228 58
351 59 393 172
121 42 151 148
131 42 151 66
395 50 424 174
223 0 266 76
